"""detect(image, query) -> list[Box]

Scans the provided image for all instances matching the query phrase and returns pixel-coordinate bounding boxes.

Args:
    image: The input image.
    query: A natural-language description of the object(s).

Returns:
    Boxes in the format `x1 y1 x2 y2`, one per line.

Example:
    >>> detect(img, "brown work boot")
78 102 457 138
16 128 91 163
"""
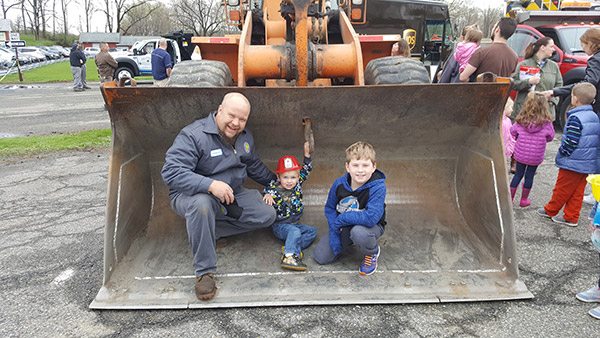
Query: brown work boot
195 273 216 300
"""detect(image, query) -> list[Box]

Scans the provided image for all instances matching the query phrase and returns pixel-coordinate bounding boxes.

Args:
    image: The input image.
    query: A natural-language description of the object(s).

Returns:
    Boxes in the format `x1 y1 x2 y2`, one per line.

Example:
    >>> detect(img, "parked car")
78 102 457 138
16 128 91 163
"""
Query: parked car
38 46 62 59
17 47 47 62
52 45 70 57
84 47 100 58
0 46 16 66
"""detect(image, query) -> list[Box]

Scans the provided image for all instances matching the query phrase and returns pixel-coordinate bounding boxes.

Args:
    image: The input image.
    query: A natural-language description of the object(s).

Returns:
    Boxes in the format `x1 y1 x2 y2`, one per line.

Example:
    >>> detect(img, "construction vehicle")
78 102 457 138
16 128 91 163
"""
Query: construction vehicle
506 0 600 126
90 0 532 309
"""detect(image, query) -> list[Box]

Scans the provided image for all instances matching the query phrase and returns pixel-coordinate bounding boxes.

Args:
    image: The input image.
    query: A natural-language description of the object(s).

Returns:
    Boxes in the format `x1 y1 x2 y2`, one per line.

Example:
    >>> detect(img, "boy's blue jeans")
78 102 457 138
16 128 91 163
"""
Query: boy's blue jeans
313 224 384 265
272 223 317 256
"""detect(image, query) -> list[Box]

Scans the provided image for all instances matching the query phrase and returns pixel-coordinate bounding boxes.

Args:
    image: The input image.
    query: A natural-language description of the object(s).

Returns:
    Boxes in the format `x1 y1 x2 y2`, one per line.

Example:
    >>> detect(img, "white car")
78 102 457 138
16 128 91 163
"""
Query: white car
84 47 100 58
0 47 16 66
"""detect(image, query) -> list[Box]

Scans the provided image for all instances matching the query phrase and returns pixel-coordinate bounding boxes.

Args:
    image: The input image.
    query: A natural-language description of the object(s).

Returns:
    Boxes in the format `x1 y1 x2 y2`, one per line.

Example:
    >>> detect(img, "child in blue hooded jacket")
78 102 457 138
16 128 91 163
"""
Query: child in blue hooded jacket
313 141 387 275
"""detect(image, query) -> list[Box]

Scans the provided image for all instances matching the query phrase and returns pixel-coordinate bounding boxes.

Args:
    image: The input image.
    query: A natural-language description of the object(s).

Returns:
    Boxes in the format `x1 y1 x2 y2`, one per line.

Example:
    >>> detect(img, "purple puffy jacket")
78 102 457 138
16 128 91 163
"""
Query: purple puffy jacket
510 121 555 166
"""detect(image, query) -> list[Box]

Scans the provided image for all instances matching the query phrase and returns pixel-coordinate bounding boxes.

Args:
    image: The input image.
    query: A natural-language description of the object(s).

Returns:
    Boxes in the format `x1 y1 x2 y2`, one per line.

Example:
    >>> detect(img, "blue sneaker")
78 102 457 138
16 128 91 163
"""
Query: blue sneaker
590 306 600 319
576 286 600 302
359 246 380 276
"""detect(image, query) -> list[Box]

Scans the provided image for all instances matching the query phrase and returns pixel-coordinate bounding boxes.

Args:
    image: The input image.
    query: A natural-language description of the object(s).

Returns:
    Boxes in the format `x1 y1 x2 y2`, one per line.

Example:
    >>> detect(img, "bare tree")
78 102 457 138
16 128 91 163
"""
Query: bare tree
170 0 225 36
100 0 112 31
480 6 504 37
20 0 26 32
1 0 21 19
25 0 43 38
121 1 172 35
79 0 95 32
100 0 157 33
59 0 71 36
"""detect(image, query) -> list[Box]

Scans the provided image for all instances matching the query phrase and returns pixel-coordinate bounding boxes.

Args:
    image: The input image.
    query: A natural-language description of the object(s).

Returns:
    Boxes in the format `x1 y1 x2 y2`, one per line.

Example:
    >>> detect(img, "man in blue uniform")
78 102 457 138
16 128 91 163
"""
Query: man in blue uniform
151 38 172 86
161 92 276 300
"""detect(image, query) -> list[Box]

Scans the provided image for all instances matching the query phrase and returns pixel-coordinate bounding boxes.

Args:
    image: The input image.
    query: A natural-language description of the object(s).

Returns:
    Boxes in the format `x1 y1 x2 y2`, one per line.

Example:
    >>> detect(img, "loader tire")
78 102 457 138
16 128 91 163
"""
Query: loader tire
364 56 430 85
168 60 233 87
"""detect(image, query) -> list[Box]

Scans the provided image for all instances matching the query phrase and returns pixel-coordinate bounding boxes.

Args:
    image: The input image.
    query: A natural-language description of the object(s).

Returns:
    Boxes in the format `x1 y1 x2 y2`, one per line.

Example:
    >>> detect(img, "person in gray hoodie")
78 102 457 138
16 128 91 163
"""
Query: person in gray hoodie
161 92 276 300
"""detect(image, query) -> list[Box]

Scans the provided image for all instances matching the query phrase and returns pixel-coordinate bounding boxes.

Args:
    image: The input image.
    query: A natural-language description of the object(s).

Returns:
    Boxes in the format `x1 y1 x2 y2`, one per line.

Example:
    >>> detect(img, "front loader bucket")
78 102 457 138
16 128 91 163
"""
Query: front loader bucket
90 84 532 309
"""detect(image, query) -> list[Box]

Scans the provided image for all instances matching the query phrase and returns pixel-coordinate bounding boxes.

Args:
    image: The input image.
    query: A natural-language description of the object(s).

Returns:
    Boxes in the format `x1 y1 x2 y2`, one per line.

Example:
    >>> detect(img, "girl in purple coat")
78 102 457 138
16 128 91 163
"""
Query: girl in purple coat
510 91 555 207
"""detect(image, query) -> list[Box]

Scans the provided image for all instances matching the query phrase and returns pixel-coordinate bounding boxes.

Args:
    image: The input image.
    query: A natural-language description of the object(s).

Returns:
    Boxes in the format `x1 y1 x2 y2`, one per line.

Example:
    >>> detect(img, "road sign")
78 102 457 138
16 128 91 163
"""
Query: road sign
5 40 26 48
9 32 20 41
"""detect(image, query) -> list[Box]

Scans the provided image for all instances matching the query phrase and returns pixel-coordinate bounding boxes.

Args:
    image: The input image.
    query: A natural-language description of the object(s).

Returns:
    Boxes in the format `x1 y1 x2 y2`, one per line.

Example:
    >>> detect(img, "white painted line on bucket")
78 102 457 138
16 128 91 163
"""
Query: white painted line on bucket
52 268 75 285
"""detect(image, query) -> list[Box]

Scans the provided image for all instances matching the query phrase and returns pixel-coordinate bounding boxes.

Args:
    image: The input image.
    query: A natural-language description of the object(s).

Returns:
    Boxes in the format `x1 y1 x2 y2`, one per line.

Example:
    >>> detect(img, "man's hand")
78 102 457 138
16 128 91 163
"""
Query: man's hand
208 180 234 204
263 194 275 206
304 141 311 157
541 90 553 99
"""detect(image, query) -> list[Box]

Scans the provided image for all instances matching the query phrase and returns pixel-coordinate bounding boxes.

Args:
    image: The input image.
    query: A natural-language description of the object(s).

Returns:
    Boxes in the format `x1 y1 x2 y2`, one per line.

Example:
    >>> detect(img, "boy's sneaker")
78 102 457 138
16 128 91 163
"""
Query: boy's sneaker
551 215 577 227
359 246 380 276
281 254 307 271
576 286 600 302
590 306 600 320
281 246 302 259
536 208 551 218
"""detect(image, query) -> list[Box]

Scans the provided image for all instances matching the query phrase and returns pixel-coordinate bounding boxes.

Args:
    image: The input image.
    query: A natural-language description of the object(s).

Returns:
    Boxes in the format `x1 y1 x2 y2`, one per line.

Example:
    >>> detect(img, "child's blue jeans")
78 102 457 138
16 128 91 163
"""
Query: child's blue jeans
272 223 317 256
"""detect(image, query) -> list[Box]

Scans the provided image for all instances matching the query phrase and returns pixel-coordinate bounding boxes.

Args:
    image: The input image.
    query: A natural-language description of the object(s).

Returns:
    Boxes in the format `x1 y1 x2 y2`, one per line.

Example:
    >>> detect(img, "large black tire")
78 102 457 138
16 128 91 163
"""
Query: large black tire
364 56 430 85
168 60 233 87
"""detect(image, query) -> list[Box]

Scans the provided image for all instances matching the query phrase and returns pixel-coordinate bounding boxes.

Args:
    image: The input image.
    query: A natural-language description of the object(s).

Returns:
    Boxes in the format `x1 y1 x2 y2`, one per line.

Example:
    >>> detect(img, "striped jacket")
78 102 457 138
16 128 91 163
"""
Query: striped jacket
555 105 600 174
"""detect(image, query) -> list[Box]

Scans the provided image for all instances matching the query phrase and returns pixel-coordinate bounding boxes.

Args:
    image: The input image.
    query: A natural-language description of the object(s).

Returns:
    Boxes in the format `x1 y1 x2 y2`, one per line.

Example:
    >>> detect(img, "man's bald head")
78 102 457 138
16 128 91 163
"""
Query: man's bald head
216 92 251 140
221 92 251 112
159 38 167 49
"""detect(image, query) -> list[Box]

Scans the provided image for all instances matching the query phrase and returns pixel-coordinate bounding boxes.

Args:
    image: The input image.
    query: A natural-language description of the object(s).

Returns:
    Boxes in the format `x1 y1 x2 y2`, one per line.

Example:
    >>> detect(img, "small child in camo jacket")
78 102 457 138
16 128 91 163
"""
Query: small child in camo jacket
263 141 317 271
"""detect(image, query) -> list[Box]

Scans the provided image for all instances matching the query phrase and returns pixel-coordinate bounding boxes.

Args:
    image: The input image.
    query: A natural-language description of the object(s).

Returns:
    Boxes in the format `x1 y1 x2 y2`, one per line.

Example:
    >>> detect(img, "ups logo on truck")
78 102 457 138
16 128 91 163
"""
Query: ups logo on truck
403 29 416 51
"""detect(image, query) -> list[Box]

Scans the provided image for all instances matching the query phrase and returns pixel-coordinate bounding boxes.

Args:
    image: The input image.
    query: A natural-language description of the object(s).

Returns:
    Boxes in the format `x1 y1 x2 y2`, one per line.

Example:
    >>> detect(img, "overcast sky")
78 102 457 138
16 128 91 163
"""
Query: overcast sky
5 0 508 35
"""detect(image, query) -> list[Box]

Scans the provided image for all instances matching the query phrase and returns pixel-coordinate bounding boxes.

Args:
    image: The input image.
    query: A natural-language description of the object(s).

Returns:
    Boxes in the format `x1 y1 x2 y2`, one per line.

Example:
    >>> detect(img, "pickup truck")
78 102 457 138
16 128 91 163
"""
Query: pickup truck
113 31 196 80
114 38 180 80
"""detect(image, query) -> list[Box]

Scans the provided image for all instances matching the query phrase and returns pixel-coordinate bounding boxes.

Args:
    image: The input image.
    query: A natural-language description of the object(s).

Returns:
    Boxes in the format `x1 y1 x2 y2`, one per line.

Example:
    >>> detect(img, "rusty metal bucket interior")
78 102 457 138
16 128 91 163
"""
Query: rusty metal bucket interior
90 84 533 309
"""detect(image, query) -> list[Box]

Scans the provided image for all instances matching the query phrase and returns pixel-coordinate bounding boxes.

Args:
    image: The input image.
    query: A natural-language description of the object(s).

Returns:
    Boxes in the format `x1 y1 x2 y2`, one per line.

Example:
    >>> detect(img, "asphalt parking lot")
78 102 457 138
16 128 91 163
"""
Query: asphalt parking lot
1 84 599 337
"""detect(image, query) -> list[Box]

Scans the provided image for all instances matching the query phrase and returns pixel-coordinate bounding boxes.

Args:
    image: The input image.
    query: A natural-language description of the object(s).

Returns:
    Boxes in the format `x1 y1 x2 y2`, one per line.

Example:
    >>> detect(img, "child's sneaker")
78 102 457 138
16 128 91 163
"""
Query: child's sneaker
536 208 551 218
576 286 600 302
590 306 600 319
359 246 380 276
281 246 302 259
551 215 577 227
281 254 307 271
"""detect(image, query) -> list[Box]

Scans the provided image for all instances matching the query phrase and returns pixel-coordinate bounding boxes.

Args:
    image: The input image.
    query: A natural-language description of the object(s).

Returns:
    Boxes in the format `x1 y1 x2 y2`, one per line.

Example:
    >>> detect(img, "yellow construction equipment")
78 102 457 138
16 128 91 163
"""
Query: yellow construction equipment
90 0 532 309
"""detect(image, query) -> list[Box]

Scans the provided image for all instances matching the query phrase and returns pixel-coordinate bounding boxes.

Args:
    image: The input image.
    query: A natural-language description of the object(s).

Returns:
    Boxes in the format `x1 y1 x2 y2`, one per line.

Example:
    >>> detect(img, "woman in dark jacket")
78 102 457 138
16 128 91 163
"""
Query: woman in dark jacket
542 28 600 114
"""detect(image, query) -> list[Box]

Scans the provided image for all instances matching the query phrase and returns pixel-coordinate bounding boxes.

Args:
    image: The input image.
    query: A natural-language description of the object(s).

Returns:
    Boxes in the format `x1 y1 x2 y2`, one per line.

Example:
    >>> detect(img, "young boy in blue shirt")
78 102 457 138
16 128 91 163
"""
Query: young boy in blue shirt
263 142 317 271
313 141 387 275
576 194 600 319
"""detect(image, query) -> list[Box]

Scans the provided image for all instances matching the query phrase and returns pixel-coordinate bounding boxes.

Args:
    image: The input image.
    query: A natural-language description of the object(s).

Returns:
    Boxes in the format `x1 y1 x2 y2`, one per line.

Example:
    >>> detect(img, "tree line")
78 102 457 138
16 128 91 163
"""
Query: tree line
1 0 503 42
1 0 233 40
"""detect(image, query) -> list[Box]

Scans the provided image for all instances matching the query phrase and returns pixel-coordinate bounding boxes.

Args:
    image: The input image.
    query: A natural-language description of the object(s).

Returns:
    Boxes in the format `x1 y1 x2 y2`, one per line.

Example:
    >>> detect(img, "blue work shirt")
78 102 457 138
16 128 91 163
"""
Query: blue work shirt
151 48 172 81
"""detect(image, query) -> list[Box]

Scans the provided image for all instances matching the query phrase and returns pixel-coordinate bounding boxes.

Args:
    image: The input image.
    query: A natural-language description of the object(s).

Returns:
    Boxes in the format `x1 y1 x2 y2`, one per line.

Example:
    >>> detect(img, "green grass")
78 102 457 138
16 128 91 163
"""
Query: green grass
21 34 56 47
1 59 99 83
0 129 112 157
1 59 153 83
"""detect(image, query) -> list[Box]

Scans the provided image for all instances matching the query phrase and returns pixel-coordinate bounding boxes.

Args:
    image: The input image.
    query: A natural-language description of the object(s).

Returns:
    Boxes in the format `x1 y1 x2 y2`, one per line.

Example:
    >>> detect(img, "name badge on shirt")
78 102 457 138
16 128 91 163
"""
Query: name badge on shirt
210 149 223 157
